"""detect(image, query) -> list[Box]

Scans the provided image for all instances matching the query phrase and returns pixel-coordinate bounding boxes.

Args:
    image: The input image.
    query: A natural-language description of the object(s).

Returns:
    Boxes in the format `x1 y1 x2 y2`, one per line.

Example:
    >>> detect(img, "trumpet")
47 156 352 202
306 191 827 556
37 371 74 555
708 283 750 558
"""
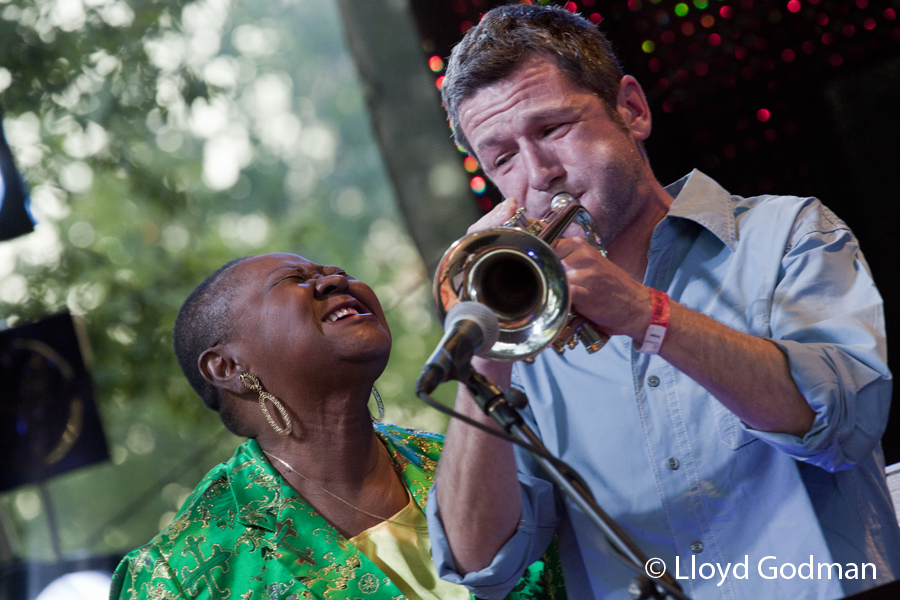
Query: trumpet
433 193 610 362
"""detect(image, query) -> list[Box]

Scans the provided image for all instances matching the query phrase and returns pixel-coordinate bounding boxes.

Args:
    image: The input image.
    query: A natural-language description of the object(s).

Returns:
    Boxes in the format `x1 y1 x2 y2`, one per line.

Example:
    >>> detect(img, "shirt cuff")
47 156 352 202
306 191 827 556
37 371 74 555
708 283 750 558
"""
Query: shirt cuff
426 475 558 600
748 339 890 471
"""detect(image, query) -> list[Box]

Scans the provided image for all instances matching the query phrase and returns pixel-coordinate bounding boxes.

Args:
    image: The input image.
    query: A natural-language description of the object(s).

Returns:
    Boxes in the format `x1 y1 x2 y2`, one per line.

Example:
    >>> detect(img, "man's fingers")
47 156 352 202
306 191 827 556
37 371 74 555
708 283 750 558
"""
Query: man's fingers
553 237 599 264
467 197 519 234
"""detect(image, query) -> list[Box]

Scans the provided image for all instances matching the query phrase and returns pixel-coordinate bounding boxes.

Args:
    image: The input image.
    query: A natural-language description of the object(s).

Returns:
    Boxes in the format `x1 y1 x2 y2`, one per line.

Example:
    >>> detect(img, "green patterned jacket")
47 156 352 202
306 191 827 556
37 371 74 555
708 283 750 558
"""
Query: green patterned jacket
110 424 565 600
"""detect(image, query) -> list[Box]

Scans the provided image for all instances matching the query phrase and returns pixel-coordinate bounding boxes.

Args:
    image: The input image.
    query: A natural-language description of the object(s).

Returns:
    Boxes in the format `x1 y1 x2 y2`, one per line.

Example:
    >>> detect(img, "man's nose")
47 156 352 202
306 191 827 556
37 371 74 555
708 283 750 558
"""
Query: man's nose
522 143 564 192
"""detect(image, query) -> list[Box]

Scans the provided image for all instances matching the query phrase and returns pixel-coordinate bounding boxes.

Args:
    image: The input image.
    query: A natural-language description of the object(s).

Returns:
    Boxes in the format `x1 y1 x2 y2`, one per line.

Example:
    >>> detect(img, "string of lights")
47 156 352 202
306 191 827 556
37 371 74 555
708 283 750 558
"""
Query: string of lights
410 0 900 208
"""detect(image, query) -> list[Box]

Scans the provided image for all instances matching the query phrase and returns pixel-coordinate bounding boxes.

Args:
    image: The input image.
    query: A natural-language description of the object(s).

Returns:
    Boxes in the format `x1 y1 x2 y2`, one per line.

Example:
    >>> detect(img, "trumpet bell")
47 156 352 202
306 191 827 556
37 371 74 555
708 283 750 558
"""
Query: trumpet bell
433 226 570 362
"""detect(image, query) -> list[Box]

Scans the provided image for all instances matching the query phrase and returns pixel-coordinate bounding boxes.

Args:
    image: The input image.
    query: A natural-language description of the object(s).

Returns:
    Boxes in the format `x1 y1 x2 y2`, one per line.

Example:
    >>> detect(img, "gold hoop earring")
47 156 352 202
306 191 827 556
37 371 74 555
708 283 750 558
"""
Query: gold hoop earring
240 373 292 436
370 386 384 423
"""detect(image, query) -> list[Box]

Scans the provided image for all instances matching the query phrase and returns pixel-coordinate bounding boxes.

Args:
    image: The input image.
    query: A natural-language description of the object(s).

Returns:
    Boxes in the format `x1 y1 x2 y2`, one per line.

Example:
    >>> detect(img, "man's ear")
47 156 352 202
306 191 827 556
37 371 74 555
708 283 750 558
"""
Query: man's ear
616 75 652 142
198 345 246 396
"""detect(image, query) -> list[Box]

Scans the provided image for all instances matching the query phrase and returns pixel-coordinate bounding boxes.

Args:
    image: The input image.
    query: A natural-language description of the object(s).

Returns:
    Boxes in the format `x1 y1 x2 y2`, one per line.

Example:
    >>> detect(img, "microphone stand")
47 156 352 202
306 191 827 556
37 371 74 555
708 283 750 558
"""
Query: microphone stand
457 367 691 600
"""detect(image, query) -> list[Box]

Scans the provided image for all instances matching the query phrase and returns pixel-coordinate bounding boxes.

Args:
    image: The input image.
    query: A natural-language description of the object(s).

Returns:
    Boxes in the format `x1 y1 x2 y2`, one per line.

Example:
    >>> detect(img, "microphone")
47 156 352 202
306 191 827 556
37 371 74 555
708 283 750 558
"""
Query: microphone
416 301 500 394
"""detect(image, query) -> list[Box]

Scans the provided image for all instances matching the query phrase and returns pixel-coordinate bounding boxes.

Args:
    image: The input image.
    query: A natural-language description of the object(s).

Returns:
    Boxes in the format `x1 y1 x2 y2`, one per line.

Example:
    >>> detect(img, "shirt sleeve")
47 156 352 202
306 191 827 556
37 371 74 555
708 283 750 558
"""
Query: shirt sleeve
748 200 892 472
426 465 562 600
110 546 188 600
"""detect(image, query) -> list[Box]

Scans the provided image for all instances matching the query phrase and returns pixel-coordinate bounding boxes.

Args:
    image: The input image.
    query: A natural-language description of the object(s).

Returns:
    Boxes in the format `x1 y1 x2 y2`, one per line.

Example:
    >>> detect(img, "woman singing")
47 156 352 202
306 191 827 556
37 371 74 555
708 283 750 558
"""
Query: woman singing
110 253 564 600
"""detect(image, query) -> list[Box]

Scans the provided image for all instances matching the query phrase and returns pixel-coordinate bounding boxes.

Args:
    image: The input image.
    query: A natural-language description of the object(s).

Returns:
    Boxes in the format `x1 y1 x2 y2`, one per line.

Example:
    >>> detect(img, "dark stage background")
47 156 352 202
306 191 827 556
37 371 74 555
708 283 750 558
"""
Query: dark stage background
397 0 900 463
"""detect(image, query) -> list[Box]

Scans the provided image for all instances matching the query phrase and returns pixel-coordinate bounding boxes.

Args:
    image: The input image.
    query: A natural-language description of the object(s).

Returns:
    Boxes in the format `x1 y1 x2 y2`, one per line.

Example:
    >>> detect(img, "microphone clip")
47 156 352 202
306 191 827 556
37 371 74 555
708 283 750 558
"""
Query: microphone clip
460 370 529 433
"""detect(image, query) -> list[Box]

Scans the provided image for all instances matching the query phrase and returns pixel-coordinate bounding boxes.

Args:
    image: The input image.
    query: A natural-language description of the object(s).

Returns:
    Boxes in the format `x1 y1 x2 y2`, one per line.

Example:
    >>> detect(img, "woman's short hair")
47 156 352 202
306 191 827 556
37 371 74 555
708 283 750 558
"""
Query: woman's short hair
173 257 249 413
442 3 624 156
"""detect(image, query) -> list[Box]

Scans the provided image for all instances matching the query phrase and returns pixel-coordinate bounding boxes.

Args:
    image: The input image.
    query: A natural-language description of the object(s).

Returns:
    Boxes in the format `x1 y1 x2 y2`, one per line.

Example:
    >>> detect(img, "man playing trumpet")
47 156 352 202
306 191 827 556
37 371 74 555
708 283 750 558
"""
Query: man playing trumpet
425 4 900 600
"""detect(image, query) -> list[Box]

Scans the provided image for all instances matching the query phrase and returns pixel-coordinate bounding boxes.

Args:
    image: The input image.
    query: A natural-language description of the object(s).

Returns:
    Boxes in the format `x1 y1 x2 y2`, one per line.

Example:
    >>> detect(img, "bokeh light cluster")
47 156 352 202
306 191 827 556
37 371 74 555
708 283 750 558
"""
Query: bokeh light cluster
412 0 900 208
613 0 900 195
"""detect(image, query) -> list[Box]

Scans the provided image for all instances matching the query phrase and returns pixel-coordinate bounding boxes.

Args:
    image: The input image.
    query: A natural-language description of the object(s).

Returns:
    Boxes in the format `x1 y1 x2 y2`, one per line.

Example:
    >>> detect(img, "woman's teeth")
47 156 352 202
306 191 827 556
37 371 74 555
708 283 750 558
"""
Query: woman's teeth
326 307 359 322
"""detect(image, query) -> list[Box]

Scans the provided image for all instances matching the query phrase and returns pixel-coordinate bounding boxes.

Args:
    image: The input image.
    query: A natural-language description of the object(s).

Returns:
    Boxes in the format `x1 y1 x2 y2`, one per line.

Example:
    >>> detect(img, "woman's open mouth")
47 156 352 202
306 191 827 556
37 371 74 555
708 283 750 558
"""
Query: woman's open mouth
325 307 360 322
322 300 372 323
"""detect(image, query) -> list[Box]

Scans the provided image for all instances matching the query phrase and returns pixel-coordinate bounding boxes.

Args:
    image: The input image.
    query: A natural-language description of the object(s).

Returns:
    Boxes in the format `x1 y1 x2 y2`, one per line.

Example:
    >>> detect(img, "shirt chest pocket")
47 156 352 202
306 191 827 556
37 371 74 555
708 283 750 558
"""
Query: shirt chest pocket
710 297 773 339
712 396 758 450
712 298 771 449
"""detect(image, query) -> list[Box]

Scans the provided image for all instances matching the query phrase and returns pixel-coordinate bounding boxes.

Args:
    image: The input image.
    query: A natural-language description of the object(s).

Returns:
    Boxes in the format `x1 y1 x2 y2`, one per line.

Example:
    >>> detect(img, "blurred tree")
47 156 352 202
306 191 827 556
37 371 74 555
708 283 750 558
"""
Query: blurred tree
0 0 455 565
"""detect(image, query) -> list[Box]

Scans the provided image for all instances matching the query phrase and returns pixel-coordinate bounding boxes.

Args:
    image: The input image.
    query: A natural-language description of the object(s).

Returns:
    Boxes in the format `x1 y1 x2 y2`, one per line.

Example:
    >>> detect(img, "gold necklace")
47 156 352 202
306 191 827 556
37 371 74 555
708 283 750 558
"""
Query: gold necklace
263 450 427 531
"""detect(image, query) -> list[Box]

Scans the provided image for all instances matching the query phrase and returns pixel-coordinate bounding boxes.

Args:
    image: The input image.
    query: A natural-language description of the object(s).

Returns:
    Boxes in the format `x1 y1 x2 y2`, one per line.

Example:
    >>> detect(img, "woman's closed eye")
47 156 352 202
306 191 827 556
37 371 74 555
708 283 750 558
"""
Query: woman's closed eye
273 269 312 286
280 266 348 285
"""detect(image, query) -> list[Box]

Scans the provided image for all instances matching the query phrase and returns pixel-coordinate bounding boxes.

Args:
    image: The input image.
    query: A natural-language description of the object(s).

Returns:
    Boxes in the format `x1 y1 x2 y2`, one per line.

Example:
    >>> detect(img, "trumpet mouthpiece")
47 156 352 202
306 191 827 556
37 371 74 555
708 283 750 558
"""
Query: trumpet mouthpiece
551 193 576 209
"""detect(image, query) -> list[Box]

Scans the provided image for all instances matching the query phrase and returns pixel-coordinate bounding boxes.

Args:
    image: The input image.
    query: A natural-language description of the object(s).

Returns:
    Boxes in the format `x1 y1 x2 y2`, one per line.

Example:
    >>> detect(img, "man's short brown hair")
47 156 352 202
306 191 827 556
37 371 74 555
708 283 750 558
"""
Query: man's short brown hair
442 4 624 157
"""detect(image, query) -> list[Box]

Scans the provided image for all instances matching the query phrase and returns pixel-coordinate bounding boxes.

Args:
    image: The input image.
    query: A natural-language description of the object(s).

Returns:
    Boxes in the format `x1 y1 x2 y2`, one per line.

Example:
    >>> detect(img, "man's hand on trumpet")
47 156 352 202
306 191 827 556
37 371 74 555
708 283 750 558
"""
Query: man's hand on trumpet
468 194 655 350
553 236 652 344
466 196 521 235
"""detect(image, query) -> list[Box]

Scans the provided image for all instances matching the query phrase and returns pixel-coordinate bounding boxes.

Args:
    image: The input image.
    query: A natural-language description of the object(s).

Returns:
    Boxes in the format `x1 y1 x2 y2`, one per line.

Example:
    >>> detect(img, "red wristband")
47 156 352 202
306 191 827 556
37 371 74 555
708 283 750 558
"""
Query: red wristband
639 289 670 355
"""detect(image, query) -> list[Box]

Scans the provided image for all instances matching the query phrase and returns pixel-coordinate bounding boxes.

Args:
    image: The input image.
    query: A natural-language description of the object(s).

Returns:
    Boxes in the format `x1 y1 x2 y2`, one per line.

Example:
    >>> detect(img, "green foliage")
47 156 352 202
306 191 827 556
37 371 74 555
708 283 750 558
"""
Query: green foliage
0 0 456 560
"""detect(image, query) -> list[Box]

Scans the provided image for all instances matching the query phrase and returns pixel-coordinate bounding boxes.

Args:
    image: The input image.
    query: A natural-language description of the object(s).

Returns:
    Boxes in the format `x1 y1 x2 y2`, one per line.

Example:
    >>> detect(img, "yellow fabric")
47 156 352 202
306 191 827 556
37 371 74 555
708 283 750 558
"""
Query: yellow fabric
349 492 470 600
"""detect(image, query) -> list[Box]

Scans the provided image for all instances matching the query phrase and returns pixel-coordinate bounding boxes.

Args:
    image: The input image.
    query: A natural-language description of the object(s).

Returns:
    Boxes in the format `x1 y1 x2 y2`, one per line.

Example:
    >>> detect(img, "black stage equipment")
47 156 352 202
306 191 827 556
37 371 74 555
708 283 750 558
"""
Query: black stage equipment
0 105 35 242
0 312 109 492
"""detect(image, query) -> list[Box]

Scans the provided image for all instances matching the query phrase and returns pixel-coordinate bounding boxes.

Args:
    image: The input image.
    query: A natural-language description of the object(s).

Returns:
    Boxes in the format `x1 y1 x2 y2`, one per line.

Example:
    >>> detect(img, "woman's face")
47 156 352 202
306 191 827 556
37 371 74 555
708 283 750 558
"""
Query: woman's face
228 254 392 391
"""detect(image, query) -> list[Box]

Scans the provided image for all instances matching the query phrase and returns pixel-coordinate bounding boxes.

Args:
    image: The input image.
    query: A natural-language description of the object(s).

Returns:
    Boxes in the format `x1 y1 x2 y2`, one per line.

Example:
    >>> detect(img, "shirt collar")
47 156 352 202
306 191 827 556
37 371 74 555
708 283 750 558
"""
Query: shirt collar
664 169 737 251
230 438 290 532
229 430 438 531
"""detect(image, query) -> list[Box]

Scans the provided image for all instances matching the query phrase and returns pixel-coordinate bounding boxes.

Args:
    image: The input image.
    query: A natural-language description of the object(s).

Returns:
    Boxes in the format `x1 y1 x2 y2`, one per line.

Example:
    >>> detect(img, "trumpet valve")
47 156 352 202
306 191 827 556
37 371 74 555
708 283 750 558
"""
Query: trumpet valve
503 207 533 230
578 323 610 354
551 338 567 354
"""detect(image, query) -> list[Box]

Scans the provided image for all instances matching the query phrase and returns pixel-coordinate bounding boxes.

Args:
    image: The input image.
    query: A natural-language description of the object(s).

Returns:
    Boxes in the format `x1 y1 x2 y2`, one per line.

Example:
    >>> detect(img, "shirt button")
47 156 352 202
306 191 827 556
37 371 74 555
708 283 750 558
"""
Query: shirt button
691 541 704 554
667 457 680 470
648 375 660 387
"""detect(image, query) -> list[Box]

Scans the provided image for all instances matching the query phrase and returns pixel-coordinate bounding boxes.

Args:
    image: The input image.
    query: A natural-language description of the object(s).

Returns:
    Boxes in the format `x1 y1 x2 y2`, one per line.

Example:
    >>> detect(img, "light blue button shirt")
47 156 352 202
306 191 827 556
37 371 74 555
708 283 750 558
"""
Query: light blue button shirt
428 171 900 600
